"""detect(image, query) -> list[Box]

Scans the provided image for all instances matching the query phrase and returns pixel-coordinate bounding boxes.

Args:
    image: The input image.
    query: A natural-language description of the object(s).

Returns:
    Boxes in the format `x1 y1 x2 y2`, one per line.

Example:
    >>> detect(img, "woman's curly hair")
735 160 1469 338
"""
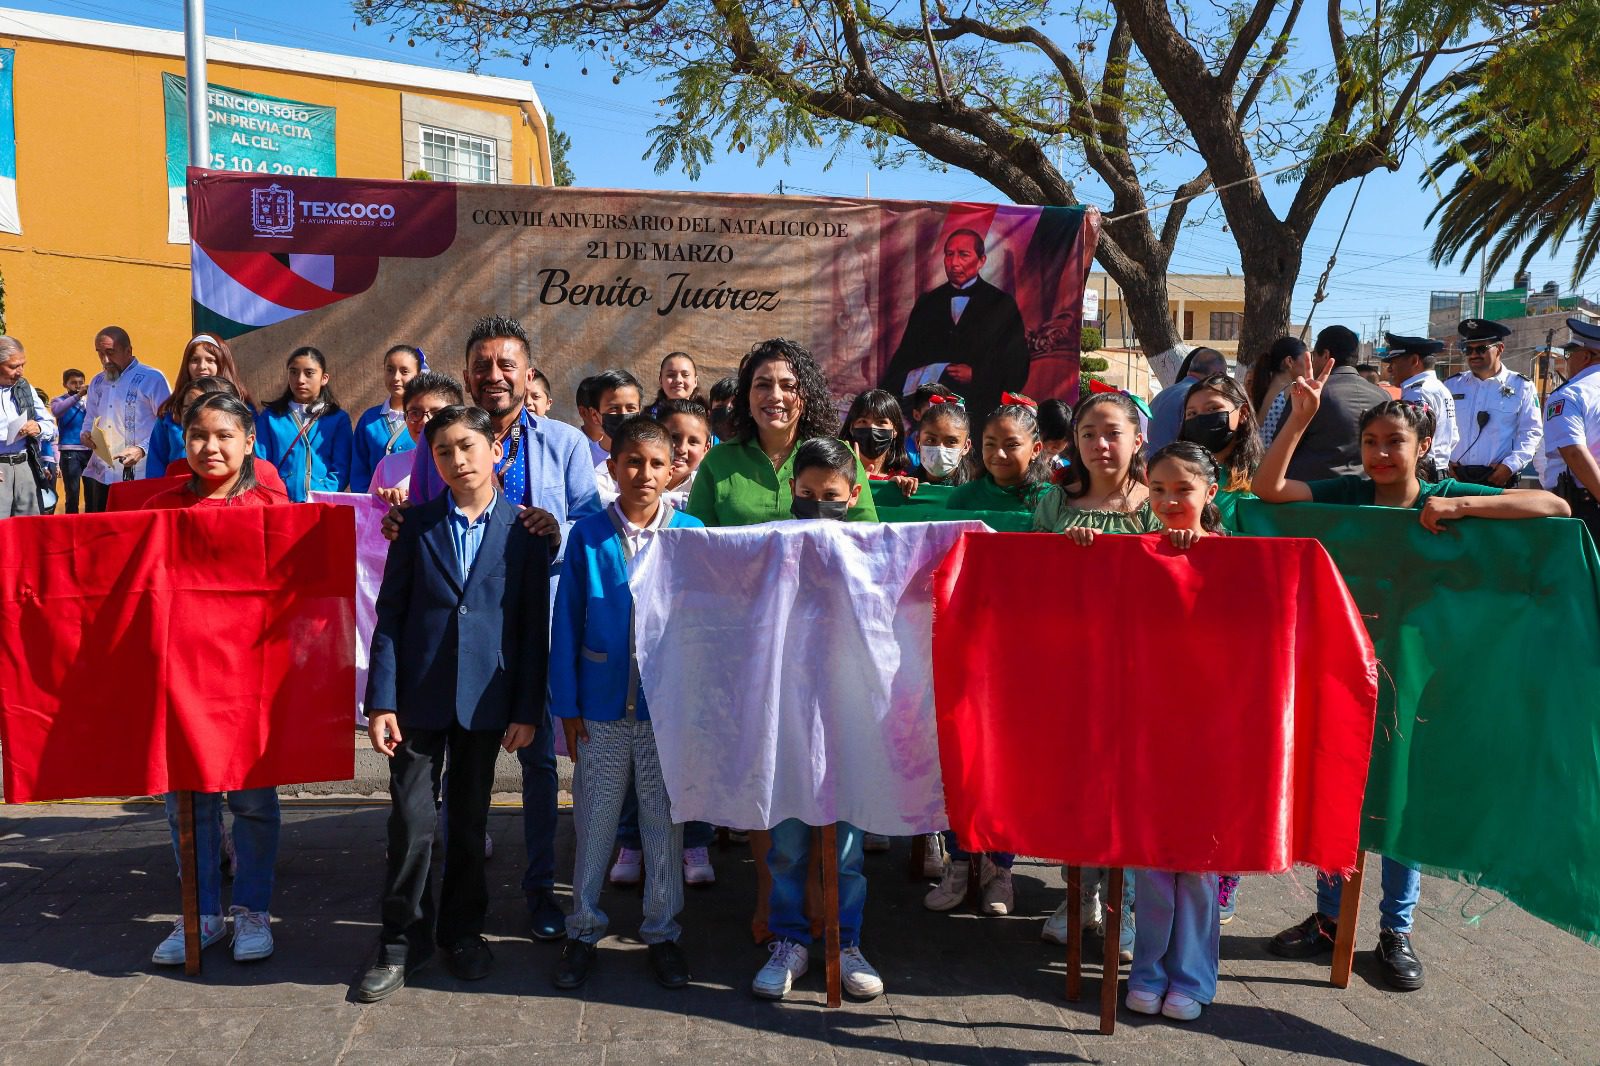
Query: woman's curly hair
728 338 840 444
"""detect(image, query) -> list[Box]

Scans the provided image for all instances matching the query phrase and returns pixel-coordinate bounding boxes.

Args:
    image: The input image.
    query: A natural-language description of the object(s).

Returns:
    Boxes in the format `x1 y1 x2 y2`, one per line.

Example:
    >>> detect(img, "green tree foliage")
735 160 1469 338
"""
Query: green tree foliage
355 0 1528 365
549 111 577 186
1081 327 1103 353
1425 1 1600 285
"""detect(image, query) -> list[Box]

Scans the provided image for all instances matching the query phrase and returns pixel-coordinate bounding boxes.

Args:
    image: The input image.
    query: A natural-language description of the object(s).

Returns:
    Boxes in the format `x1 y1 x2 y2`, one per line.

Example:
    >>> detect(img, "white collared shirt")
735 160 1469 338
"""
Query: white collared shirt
1399 371 1458 467
1542 363 1600 488
1445 366 1542 472
610 498 671 572
82 358 171 484
950 275 978 323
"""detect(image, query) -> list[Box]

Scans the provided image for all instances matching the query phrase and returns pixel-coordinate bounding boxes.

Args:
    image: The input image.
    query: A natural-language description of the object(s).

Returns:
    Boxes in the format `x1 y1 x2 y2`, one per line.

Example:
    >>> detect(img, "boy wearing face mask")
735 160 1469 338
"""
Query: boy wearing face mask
581 369 645 504
753 437 884 1000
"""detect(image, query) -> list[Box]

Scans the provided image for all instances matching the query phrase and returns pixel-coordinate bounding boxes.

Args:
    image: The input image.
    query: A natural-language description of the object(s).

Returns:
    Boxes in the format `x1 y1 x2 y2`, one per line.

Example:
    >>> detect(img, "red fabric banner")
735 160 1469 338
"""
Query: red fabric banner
933 532 1377 873
0 506 356 802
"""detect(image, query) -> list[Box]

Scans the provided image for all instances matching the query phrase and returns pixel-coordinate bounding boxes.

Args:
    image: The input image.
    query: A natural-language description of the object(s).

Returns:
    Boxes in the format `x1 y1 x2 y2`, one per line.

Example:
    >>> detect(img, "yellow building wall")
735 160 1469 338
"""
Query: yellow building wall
0 35 543 397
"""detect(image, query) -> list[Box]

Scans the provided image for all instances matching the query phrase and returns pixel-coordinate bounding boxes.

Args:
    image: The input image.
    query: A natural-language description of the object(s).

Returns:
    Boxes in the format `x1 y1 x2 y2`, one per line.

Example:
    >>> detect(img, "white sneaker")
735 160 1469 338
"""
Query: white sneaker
920 834 946 878
683 846 715 885
980 863 1015 917
229 906 275 962
1162 991 1203 1021
1126 988 1163 1015
840 946 884 999
609 847 643 885
152 914 226 965
1041 896 1071 944
484 831 494 860
923 860 970 912
752 939 809 1000
862 833 891 853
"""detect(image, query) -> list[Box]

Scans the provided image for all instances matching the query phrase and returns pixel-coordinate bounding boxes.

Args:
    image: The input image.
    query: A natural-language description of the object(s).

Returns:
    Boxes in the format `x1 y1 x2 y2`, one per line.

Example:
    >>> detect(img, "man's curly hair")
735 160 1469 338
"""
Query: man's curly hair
728 338 840 444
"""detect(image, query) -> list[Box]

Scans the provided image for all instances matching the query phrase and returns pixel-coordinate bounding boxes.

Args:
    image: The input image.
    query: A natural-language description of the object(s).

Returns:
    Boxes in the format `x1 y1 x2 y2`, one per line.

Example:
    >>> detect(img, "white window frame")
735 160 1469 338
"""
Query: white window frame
419 125 498 184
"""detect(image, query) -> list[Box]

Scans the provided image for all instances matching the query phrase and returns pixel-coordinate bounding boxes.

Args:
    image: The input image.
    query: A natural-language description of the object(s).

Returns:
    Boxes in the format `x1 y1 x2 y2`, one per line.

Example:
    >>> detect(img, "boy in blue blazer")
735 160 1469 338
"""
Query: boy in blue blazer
551 416 702 991
356 405 548 1002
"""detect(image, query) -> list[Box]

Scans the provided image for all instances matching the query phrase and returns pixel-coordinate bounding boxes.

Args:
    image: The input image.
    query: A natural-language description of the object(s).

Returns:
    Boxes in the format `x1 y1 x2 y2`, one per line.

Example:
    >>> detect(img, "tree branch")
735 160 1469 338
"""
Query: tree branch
1218 0 1281 90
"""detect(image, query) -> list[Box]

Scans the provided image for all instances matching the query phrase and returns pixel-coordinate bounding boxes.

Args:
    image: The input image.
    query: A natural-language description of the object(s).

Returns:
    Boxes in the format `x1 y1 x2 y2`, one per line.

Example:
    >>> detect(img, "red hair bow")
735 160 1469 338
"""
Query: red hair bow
1000 391 1037 408
927 394 963 406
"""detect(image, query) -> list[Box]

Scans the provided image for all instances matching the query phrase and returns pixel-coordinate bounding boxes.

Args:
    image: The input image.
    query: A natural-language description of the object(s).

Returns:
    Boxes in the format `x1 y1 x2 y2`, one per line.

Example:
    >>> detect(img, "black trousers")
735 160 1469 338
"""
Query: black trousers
379 723 502 965
82 476 110 514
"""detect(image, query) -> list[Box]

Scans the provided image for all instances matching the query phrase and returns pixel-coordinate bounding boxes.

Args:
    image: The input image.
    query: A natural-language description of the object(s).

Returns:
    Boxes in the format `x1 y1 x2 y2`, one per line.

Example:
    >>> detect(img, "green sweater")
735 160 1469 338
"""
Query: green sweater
685 437 879 526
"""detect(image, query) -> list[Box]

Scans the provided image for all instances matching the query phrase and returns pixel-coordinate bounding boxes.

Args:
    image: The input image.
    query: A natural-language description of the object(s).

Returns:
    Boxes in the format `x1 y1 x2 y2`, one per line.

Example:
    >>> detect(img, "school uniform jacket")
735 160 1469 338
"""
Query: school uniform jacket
257 405 355 501
549 506 703 722
367 489 550 732
351 403 415 493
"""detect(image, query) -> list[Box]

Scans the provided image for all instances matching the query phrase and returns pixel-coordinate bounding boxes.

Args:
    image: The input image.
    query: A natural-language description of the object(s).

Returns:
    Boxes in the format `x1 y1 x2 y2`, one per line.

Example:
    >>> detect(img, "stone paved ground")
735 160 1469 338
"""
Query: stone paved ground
2 800 1598 1065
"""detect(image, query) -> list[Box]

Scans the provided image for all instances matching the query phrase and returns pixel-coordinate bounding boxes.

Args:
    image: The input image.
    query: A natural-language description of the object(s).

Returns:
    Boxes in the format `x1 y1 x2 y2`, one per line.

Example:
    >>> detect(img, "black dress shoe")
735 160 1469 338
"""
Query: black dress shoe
355 963 406 1003
1267 913 1337 958
553 940 596 989
648 940 690 989
443 936 494 981
1376 929 1424 990
527 889 567 942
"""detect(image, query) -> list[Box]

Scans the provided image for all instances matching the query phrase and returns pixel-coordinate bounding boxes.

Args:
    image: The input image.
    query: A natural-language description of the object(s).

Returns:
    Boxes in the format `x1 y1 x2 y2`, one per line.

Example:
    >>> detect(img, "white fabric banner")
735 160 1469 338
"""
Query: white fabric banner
631 520 986 835
310 491 391 727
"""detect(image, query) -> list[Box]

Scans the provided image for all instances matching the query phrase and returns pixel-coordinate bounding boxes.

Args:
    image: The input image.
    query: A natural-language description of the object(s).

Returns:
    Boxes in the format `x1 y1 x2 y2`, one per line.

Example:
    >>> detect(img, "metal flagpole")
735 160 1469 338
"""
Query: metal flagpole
184 0 209 168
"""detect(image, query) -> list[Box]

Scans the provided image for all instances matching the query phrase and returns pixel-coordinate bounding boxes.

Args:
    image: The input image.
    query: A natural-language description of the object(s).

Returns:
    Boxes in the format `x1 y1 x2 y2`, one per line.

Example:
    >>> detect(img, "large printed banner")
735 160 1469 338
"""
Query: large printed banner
166 78 336 244
0 506 356 803
0 49 18 235
188 170 1099 421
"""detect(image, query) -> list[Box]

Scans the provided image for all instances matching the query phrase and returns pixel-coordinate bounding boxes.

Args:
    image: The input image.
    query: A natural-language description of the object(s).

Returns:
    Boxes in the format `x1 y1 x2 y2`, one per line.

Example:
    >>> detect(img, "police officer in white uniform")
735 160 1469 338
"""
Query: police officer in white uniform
1381 333 1457 479
1541 317 1600 537
1445 318 1542 486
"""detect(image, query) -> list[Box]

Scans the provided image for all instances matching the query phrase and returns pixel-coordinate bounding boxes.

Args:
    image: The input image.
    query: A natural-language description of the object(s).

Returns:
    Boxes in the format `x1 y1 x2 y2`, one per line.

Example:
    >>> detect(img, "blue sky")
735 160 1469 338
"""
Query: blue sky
30 0 1595 343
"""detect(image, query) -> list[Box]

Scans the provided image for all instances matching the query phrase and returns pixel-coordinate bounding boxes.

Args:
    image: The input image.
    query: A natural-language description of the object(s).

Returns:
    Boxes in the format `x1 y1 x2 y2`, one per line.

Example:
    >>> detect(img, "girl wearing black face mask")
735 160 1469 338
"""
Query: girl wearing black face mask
843 389 912 488
1177 373 1264 530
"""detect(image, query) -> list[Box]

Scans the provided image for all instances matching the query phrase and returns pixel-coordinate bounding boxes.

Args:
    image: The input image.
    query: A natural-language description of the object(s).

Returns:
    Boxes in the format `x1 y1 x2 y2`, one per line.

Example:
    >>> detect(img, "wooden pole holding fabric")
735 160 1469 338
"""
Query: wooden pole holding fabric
1065 866 1083 1000
907 834 927 882
817 824 842 1008
1331 852 1367 988
1099 867 1124 1035
176 790 202 976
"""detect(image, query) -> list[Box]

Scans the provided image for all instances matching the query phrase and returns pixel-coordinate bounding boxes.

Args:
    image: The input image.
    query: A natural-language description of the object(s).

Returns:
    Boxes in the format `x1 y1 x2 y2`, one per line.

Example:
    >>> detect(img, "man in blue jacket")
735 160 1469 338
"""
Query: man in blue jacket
357 404 549 1002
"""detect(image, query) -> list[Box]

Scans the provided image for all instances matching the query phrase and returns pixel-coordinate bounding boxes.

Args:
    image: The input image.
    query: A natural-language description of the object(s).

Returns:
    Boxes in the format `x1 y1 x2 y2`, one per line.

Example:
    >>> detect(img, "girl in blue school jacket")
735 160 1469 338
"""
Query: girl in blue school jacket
350 344 426 493
256 346 354 501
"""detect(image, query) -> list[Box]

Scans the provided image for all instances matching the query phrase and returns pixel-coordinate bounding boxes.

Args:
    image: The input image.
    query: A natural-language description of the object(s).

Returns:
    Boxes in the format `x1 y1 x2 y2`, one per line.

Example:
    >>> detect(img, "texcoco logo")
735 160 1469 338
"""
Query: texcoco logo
250 184 295 237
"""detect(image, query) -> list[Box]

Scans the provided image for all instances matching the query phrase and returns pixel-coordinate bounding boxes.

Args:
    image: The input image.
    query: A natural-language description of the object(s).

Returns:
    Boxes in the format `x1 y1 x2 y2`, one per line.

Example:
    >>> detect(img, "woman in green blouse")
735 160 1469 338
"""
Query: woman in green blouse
686 338 876 526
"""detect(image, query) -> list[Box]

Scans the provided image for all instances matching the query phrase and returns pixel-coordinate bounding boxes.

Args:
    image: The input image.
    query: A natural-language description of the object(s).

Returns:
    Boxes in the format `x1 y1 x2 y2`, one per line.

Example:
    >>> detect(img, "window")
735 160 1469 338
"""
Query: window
420 126 497 183
1209 312 1241 341
1182 310 1195 340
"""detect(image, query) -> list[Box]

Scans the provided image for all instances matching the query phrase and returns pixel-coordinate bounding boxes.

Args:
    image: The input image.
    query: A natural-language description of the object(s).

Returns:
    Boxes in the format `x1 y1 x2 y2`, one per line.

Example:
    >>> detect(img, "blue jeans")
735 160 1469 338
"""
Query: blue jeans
617 781 712 850
1316 856 1421 932
767 818 866 948
940 831 1014 869
1130 870 1220 1003
164 788 280 916
516 709 559 894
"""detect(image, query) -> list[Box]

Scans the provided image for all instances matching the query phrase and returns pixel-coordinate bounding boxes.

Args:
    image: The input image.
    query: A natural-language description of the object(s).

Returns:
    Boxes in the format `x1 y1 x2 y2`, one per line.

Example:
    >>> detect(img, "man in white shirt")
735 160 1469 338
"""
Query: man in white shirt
1542 317 1600 537
1381 333 1457 479
80 326 171 512
1444 318 1542 486
0 337 56 518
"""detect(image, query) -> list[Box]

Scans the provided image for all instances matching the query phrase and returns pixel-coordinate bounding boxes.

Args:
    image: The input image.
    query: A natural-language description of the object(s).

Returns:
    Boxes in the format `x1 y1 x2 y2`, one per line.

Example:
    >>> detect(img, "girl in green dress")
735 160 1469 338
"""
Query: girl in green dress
1033 390 1156 958
944 402 1053 514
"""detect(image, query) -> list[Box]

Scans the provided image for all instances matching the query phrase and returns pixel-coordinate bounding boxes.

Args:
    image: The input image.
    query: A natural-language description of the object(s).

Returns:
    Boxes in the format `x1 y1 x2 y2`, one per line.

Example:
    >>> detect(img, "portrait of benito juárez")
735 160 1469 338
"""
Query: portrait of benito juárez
877 228 1030 421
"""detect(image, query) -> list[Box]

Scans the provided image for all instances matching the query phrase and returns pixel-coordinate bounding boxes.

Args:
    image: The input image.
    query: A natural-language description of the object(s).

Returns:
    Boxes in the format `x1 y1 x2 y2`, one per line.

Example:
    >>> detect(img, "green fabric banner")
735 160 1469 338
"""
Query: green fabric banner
870 482 1035 531
1235 500 1600 944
